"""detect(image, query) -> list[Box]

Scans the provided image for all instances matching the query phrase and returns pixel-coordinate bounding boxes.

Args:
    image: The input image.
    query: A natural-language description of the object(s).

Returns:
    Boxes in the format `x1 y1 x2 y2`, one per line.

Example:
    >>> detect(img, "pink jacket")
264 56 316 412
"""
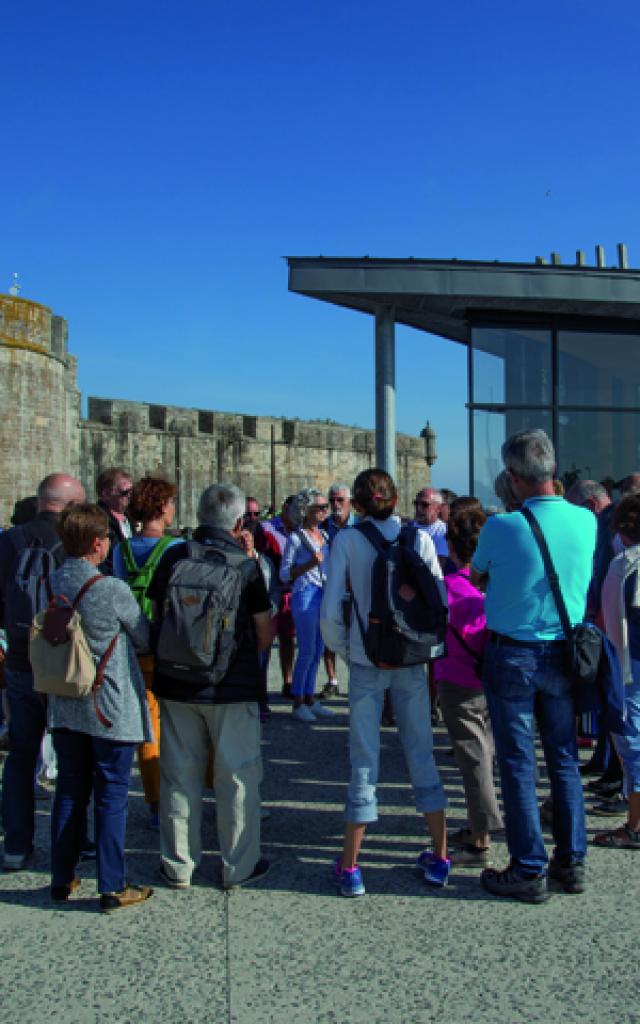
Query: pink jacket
433 568 487 690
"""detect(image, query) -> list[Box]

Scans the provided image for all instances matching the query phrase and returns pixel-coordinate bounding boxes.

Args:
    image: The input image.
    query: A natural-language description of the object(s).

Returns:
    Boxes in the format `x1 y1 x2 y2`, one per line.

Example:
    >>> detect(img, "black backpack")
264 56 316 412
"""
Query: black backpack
155 540 248 687
352 522 448 668
4 527 63 655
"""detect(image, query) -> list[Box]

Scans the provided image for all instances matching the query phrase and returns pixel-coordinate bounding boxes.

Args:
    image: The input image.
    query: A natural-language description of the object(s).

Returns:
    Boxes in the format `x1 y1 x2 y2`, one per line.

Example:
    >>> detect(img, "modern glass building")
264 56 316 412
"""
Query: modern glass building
470 321 640 505
288 253 640 503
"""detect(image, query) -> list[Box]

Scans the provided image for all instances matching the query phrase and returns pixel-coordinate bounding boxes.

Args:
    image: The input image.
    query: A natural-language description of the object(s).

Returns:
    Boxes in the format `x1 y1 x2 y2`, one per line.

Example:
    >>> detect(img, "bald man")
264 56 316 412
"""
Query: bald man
0 472 85 870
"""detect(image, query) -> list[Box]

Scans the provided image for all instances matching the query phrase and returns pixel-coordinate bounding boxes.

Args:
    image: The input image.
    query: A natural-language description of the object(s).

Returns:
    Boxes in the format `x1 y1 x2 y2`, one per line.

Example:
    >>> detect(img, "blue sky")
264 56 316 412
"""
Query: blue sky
3 1 640 493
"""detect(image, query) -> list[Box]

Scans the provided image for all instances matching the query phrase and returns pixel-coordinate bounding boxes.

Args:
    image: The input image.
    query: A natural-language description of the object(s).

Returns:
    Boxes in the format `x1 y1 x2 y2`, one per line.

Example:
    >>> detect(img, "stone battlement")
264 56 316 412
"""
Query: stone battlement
0 293 434 525
85 397 424 457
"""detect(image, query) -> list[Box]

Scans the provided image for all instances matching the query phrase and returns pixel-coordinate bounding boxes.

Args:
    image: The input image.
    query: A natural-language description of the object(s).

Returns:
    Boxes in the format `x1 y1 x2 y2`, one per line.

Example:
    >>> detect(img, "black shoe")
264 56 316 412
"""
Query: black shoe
281 683 292 700
548 859 586 894
579 759 606 777
450 844 490 866
590 795 629 816
319 681 340 700
223 858 270 890
51 878 81 902
586 778 622 796
480 865 549 904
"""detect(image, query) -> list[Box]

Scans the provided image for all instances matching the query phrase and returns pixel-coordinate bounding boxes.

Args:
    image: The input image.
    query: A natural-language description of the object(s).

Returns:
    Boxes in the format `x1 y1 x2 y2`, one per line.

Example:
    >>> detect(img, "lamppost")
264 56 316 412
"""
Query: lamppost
421 421 437 470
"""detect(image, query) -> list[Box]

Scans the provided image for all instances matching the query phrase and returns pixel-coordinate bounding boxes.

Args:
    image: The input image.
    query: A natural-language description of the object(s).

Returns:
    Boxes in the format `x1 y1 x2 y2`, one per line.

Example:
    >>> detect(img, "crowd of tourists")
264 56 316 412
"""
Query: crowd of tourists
0 428 639 912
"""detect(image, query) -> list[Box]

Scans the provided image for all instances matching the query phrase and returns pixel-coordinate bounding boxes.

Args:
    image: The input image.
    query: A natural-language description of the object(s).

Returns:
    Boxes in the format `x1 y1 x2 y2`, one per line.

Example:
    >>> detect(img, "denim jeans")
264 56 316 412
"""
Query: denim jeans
345 662 447 824
615 669 640 794
1 667 47 856
51 730 136 894
483 640 586 875
290 585 324 698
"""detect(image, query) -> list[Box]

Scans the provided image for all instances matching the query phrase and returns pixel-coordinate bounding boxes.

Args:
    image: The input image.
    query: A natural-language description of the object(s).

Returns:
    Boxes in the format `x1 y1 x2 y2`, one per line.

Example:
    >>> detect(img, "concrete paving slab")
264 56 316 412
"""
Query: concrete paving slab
1 657 639 1023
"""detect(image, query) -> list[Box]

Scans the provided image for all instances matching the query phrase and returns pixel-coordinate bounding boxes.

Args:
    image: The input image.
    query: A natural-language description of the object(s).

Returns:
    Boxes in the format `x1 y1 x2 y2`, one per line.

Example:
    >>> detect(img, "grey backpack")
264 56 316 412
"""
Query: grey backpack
155 540 247 687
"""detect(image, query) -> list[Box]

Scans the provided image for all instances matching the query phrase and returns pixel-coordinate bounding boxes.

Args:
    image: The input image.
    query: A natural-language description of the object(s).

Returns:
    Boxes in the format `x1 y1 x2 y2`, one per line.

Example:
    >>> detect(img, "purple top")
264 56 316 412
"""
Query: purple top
433 567 487 690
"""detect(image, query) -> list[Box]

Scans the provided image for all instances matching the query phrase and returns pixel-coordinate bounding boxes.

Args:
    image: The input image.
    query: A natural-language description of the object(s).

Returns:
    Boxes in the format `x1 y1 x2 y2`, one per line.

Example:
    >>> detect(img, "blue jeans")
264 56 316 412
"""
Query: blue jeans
51 730 136 894
290 585 324 698
1 667 47 856
346 663 447 823
615 670 640 794
484 640 586 875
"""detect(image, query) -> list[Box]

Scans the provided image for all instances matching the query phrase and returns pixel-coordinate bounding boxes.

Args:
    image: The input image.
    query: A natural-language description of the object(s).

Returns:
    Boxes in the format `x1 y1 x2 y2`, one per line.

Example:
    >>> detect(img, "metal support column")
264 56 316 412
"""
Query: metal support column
375 307 396 478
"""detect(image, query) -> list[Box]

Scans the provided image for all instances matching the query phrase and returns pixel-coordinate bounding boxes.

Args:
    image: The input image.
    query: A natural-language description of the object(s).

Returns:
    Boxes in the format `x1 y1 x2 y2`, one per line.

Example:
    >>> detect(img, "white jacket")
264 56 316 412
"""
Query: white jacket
601 542 640 687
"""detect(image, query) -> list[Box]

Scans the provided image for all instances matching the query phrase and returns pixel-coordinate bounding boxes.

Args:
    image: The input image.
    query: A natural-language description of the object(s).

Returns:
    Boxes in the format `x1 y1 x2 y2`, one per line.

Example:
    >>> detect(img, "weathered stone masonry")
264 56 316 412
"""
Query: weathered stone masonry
0 293 434 525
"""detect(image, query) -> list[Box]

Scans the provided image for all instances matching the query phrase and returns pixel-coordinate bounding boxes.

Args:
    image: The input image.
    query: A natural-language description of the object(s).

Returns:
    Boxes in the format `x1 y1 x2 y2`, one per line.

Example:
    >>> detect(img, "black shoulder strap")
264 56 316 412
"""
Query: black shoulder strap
354 520 391 554
520 506 572 639
399 524 418 550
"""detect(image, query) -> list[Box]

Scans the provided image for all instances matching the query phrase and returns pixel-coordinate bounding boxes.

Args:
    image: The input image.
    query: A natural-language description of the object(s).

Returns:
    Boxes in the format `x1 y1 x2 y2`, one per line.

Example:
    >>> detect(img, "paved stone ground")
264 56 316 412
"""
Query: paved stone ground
1 657 638 1024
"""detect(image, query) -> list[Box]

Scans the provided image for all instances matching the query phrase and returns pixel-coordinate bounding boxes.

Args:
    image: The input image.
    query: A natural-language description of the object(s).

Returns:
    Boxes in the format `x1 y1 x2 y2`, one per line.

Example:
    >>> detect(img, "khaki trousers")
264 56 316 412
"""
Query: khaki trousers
438 680 503 836
159 699 262 886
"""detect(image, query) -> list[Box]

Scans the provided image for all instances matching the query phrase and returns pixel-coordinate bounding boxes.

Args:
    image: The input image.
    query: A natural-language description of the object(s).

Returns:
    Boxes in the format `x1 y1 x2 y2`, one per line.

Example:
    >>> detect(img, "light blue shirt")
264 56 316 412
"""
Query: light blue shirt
472 496 596 641
280 529 328 594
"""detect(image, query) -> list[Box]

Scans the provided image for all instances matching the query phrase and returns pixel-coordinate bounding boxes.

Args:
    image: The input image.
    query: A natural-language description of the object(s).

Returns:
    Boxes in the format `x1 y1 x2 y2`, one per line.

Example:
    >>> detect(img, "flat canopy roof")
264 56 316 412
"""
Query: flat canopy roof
287 257 640 343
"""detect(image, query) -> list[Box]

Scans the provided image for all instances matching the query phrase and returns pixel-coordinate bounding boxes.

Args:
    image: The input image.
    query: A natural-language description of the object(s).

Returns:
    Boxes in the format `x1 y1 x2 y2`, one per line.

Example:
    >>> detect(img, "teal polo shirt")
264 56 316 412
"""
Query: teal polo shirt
472 496 596 641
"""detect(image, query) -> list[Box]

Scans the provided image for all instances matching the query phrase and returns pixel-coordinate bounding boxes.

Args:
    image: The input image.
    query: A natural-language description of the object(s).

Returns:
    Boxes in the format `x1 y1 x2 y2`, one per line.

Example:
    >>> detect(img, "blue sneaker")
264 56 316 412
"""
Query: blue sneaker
333 858 366 898
416 850 451 887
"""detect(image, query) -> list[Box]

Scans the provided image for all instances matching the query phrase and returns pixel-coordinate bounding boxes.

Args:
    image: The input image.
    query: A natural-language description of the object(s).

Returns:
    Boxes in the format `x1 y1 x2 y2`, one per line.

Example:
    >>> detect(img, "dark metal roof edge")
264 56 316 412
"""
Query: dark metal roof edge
286 256 640 277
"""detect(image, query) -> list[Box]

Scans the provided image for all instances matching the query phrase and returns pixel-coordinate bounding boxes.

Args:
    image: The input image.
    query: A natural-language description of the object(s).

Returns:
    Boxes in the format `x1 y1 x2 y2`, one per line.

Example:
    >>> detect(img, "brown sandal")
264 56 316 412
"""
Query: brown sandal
593 824 640 849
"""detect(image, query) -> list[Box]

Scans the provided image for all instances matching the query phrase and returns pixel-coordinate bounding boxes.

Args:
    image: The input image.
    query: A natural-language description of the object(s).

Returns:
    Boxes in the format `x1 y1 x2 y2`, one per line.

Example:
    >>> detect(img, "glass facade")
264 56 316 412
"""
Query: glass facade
470 325 640 505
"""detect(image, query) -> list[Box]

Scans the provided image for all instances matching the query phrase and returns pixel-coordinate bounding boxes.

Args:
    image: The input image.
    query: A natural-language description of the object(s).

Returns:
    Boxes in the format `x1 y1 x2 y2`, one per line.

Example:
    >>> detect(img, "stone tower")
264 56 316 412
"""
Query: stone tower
0 293 81 524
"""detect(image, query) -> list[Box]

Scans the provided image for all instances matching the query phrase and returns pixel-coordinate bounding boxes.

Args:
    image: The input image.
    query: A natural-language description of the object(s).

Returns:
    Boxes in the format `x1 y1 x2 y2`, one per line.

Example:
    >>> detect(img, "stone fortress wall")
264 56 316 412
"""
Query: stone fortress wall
0 293 434 526
0 295 81 524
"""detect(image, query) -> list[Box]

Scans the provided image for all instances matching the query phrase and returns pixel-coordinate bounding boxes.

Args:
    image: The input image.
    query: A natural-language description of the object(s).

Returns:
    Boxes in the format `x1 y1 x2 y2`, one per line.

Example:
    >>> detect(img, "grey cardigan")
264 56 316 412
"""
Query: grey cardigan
46 558 152 743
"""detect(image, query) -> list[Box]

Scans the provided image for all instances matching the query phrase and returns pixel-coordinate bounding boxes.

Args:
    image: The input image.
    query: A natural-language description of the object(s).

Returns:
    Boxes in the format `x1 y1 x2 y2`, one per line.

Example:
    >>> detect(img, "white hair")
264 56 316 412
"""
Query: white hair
329 482 351 498
502 429 556 482
197 482 245 530
289 487 325 526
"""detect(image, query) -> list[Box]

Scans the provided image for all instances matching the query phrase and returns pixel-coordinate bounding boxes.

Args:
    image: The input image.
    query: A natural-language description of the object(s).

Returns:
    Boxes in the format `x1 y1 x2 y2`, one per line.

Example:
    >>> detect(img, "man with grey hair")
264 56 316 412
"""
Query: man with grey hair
148 483 273 889
325 484 355 543
0 472 85 869
472 429 596 902
565 480 611 517
320 483 356 698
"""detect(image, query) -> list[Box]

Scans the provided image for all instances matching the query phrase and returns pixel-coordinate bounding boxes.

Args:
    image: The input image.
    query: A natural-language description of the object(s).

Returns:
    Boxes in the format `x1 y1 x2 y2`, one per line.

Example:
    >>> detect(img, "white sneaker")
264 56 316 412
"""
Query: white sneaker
310 702 336 717
292 704 316 722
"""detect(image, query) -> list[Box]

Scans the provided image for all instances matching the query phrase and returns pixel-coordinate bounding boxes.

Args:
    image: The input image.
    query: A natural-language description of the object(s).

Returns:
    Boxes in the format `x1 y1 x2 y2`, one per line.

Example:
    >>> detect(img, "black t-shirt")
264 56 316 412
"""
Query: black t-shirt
148 525 271 704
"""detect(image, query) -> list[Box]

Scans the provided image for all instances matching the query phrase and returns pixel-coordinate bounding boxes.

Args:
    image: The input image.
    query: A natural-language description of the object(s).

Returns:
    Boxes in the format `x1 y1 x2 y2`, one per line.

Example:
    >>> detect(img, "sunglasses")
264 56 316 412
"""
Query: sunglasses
414 499 436 508
312 503 329 511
